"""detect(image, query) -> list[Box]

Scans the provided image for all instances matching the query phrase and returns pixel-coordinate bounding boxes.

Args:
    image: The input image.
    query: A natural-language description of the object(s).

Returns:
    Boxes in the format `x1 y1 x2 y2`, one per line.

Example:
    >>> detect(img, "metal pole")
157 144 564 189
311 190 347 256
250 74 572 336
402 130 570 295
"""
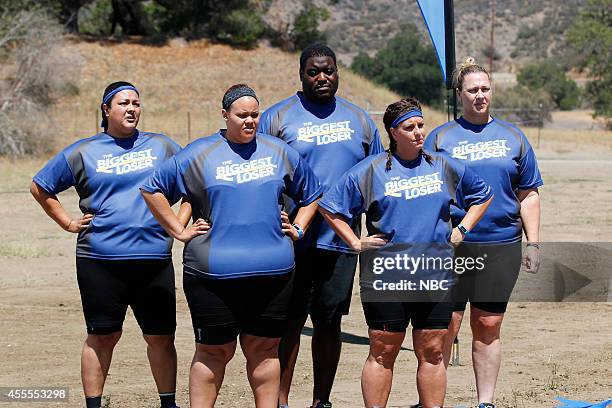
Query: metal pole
489 0 495 74
444 0 457 120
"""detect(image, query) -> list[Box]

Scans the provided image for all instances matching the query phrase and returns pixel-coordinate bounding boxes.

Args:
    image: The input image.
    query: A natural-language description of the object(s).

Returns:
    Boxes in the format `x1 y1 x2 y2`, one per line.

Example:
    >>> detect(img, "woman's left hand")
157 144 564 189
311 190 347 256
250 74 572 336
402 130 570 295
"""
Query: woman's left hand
281 211 301 241
522 244 540 273
450 227 465 247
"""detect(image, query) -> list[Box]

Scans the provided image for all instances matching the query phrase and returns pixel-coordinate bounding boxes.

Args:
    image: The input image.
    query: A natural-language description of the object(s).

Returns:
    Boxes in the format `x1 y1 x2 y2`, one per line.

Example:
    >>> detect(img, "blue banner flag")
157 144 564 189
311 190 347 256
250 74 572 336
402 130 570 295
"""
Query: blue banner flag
557 397 612 408
416 0 455 89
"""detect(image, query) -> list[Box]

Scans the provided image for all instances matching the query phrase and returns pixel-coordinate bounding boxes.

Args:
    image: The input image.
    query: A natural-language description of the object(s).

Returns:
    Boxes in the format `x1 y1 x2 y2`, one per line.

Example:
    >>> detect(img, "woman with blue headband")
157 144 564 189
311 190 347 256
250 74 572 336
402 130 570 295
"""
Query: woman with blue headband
318 97 493 407
141 84 322 407
30 81 190 408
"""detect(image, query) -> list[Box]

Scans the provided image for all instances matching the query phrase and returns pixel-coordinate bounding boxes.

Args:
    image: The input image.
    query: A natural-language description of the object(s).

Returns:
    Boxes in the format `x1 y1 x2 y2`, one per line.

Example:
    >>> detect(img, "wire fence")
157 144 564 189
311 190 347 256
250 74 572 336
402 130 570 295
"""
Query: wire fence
58 105 545 150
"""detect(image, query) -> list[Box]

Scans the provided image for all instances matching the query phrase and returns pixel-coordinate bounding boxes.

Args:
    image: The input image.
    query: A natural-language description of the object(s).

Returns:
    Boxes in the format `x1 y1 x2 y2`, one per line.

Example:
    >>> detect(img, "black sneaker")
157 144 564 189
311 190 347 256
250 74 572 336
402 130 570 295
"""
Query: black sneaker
410 403 422 408
313 402 332 408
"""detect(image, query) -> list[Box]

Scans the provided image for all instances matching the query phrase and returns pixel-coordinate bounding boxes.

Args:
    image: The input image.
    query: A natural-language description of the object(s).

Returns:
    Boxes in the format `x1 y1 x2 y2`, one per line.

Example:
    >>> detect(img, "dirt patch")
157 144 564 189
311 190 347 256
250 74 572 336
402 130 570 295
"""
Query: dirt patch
1 137 611 407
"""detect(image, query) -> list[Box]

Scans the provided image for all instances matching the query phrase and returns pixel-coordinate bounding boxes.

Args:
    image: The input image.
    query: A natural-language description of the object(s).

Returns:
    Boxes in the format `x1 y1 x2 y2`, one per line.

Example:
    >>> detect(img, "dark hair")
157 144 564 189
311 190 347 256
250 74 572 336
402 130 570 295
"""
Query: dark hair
299 43 337 72
382 97 432 171
100 81 138 132
453 56 490 91
222 83 258 110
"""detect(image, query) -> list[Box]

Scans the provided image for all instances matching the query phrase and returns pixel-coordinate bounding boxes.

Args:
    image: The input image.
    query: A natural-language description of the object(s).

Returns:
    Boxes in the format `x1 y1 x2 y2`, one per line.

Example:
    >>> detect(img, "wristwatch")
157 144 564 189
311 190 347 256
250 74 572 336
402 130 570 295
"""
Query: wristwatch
457 223 470 235
292 223 304 240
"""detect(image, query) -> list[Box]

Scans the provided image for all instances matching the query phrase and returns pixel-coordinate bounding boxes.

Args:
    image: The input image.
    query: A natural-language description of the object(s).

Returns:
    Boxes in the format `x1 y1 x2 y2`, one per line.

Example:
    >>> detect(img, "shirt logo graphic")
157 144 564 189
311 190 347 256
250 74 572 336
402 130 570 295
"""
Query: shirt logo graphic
452 140 510 161
96 149 157 175
216 157 277 184
297 121 354 145
384 173 443 200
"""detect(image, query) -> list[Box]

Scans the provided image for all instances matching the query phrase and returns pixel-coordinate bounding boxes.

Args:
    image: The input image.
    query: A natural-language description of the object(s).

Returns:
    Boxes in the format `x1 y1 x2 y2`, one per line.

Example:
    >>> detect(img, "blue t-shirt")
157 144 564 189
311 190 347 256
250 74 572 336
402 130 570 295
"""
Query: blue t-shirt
259 92 384 253
319 153 492 247
424 117 543 243
33 130 181 260
141 132 322 279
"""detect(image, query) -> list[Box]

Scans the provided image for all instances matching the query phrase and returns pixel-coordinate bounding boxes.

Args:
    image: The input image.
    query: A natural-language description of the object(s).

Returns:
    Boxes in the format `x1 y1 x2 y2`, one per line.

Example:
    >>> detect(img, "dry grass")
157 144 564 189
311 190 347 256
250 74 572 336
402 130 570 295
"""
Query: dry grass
50 38 453 149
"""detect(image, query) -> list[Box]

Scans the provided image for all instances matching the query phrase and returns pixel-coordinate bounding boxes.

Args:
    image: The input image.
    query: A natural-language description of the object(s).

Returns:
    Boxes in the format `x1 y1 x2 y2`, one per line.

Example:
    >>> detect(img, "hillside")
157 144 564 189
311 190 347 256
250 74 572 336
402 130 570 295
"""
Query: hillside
265 0 583 72
51 38 447 149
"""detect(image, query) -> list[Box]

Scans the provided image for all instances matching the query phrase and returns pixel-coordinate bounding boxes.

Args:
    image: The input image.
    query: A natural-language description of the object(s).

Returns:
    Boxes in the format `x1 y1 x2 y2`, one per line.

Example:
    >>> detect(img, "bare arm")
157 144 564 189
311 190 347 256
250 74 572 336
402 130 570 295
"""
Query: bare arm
280 199 321 241
141 191 209 243
517 188 541 243
318 207 387 252
30 181 92 233
450 195 494 245
177 198 192 227
518 188 541 273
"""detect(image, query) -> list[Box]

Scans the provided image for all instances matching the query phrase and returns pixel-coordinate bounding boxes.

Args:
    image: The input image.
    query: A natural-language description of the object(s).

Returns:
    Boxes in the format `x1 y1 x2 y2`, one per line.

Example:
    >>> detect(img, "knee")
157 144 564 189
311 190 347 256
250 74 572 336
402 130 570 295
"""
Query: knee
86 331 122 350
195 344 236 366
144 334 175 350
417 344 444 366
370 346 400 369
471 316 502 344
243 338 280 363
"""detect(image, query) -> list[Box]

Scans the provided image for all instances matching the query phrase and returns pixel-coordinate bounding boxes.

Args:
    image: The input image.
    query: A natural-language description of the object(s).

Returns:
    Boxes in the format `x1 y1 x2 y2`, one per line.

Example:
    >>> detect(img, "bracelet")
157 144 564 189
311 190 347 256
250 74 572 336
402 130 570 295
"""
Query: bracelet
292 223 304 240
66 219 74 231
457 223 469 235
526 242 540 249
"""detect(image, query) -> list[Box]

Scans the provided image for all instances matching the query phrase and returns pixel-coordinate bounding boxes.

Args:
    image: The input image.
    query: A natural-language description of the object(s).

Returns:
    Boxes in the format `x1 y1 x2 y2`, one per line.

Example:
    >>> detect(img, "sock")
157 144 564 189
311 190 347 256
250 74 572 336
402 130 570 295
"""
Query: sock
160 392 176 408
85 396 102 408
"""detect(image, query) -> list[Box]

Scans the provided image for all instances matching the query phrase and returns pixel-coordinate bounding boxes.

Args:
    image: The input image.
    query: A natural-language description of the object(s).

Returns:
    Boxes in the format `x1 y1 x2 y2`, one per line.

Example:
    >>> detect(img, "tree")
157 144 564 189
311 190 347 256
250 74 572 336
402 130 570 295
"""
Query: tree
351 24 444 107
517 61 580 110
0 9 80 156
567 0 612 123
290 1 329 50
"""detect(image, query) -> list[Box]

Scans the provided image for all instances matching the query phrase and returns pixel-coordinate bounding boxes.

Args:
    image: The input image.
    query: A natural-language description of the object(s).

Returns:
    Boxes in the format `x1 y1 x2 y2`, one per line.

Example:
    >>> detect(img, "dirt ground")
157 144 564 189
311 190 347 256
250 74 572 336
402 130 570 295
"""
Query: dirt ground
0 129 611 407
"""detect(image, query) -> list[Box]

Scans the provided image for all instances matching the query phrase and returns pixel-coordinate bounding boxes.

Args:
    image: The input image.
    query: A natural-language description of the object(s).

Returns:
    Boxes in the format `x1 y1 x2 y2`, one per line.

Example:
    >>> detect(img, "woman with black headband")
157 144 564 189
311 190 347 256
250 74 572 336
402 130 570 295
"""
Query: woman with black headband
318 97 492 408
141 84 322 407
30 82 190 408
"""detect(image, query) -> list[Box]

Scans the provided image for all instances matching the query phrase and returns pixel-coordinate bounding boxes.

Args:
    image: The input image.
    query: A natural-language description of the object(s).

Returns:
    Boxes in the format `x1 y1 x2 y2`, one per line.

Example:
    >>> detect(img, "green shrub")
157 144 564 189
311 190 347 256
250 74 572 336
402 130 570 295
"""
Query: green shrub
517 61 580 110
351 23 444 107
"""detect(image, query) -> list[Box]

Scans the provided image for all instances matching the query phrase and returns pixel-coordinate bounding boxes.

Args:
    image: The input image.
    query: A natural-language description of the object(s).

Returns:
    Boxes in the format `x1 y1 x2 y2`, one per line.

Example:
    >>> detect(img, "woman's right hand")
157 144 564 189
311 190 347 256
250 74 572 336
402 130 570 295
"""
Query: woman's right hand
65 213 94 233
351 233 388 252
176 218 211 243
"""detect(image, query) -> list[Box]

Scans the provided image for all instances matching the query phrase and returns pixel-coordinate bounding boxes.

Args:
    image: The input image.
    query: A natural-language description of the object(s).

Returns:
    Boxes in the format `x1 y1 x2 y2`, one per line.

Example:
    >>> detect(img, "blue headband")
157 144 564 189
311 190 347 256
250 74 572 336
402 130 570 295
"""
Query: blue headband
102 85 139 105
390 109 423 128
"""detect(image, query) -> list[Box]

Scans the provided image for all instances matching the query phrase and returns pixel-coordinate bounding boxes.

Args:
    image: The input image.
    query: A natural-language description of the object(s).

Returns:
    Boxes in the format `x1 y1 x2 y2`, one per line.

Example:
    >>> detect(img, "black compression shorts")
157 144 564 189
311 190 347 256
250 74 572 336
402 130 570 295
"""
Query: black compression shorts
289 248 358 325
452 242 522 314
362 300 453 331
76 257 176 335
183 271 293 345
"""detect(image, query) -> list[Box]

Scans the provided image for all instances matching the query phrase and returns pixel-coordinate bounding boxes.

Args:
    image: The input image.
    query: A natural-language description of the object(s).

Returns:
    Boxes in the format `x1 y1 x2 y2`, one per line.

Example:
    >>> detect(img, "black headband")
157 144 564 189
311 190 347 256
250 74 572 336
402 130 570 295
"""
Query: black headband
222 85 258 110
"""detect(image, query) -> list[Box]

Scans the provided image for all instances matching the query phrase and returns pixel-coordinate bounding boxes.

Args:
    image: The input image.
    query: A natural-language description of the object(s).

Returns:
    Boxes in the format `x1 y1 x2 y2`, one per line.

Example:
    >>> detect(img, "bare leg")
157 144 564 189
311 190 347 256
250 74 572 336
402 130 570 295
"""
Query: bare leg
361 329 405 408
470 306 504 404
240 334 281 408
189 341 237 408
143 334 177 393
413 328 447 408
81 331 122 397
278 315 308 406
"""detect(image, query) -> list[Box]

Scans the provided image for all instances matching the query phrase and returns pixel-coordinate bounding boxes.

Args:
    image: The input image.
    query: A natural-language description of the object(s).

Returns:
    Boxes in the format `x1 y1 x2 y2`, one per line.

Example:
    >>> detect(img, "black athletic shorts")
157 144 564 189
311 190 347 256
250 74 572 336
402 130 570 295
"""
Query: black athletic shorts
362 300 453 331
183 271 293 345
452 241 522 314
76 257 176 335
289 248 358 324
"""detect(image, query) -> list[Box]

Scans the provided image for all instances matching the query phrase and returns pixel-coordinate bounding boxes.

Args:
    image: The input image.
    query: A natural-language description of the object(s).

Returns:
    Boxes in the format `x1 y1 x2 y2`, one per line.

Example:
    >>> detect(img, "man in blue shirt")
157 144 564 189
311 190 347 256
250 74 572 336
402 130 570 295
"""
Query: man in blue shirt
259 44 384 408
